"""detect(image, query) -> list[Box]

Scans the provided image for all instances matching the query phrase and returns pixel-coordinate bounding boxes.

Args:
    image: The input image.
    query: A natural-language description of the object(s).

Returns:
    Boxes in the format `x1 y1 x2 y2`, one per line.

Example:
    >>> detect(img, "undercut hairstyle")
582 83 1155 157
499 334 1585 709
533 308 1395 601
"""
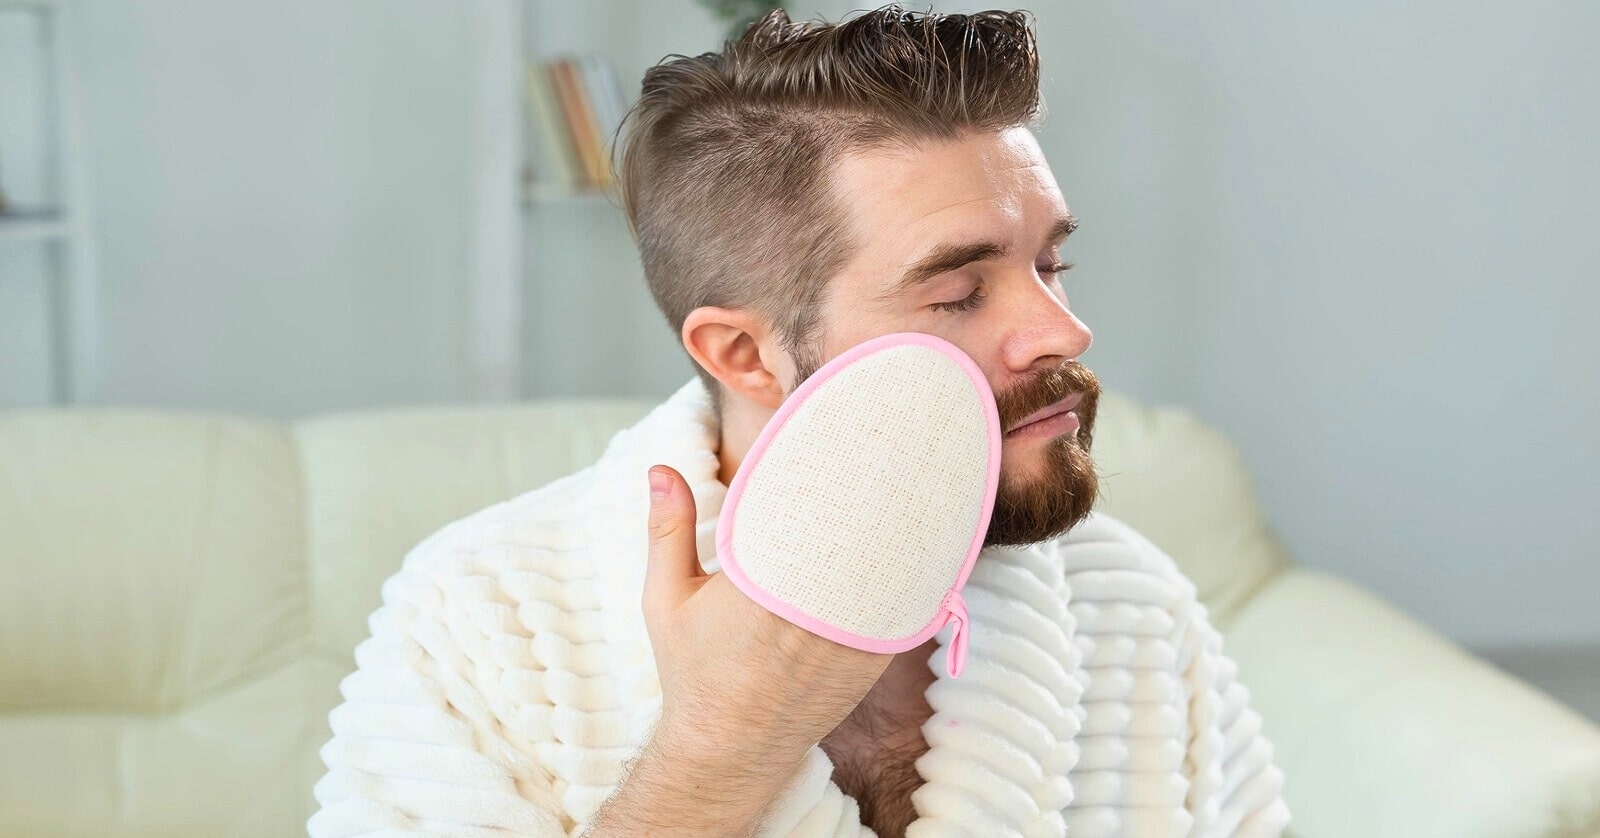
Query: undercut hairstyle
613 4 1046 413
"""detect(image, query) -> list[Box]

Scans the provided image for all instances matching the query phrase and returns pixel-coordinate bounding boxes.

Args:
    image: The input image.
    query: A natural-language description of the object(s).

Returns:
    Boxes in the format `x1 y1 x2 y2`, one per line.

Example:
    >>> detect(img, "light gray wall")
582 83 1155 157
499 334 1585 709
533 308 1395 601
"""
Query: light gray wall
1033 1 1599 647
1 0 491 418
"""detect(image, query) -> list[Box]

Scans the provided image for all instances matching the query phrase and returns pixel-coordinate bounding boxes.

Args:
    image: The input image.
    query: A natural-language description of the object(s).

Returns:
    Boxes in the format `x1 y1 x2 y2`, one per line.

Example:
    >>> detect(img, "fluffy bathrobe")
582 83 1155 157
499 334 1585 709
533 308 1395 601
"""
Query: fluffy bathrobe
308 378 1292 837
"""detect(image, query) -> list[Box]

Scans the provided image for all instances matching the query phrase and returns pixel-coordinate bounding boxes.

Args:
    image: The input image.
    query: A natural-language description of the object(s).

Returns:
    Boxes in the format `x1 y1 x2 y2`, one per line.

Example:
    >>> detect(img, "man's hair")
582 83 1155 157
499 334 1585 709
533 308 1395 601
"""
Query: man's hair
613 4 1045 413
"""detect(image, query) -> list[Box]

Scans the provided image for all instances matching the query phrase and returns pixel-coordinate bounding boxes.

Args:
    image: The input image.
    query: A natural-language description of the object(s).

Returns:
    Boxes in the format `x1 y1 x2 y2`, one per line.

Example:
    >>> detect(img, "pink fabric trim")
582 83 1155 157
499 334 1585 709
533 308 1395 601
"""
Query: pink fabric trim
942 590 971 678
715 331 1001 678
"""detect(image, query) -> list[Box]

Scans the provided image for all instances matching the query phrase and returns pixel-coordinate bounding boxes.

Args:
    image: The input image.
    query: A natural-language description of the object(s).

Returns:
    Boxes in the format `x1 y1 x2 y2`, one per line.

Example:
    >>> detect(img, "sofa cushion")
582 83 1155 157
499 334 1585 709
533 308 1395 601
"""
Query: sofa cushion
0 410 306 711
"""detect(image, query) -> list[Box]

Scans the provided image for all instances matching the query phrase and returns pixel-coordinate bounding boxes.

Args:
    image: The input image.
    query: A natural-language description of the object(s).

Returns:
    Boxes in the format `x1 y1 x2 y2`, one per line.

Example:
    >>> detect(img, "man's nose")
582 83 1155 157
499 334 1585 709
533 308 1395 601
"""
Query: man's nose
1000 282 1093 374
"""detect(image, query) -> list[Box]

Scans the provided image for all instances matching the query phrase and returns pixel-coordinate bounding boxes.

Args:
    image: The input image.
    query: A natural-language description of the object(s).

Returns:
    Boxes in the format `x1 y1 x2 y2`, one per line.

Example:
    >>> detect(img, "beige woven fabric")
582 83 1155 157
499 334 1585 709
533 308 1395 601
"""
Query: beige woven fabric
729 344 991 641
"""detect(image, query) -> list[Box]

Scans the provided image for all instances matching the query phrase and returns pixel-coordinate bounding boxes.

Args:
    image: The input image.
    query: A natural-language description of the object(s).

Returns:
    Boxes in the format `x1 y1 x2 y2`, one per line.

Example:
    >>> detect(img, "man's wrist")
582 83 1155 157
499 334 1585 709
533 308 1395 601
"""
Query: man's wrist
647 716 813 797
584 723 809 837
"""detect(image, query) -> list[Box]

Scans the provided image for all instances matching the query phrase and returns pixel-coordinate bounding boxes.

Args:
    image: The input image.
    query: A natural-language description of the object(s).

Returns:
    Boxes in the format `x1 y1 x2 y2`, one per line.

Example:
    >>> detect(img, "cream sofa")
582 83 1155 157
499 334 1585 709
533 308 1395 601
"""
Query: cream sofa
2 389 1597 838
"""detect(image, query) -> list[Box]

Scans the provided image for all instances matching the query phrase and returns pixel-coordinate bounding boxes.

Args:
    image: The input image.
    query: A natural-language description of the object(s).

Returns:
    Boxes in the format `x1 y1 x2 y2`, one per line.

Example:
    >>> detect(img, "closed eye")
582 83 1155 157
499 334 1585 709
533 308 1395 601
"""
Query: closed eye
930 285 987 313
929 263 1075 313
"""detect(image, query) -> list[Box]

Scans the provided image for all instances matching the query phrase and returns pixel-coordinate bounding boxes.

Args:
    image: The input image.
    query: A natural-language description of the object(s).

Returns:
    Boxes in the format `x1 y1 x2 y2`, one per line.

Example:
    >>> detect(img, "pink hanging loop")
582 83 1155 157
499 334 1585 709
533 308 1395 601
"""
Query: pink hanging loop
943 591 971 678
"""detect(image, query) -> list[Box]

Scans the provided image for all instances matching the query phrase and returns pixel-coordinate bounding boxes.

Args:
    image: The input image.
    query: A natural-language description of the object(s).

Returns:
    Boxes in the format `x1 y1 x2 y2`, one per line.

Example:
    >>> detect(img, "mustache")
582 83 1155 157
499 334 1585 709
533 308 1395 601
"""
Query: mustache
993 361 1101 437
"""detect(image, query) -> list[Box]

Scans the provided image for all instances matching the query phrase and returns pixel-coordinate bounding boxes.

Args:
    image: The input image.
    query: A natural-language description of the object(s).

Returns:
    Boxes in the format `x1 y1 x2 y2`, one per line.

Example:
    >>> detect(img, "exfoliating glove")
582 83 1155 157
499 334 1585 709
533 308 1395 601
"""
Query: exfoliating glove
715 331 1001 678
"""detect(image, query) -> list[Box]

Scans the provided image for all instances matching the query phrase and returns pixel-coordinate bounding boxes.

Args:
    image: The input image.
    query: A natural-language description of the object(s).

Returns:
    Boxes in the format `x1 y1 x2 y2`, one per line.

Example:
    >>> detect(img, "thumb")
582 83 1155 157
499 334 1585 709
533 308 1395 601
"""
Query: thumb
643 465 704 612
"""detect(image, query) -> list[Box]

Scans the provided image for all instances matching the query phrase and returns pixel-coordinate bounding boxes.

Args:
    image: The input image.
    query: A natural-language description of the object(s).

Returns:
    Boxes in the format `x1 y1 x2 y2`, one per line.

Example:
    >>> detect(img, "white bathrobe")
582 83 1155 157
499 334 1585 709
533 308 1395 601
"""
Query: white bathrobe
309 378 1292 838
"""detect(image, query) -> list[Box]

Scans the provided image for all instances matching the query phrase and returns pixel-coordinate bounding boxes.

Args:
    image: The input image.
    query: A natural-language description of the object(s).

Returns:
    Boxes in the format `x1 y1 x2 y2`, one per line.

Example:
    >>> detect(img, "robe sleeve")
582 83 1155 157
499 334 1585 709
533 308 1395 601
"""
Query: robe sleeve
750 746 878 837
1177 597 1294 837
307 561 571 837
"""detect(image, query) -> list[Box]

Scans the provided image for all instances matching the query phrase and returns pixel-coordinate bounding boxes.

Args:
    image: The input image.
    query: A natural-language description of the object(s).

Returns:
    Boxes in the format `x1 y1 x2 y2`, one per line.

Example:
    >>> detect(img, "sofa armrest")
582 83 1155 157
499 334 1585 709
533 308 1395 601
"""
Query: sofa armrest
1219 567 1600 838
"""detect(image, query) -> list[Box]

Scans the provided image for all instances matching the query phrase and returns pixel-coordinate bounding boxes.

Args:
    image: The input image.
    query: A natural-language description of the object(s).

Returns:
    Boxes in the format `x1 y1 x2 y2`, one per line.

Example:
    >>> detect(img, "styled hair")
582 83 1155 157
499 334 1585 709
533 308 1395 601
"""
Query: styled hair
613 4 1045 412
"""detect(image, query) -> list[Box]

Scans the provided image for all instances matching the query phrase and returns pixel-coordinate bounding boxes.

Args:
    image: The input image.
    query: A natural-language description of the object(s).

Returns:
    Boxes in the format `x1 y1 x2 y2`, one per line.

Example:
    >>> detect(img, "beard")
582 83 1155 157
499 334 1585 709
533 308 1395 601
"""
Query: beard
788 342 1102 549
984 360 1101 546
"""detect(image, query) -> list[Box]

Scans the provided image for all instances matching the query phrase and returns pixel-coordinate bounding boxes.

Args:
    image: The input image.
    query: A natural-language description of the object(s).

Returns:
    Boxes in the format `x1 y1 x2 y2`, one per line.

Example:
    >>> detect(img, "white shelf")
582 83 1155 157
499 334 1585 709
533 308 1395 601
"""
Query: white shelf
0 0 98 406
0 208 71 241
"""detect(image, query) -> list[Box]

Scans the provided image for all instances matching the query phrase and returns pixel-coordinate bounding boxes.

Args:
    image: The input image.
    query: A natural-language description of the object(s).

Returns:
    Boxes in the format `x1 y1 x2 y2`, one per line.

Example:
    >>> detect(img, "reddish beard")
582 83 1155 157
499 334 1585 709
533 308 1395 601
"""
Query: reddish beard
984 361 1102 546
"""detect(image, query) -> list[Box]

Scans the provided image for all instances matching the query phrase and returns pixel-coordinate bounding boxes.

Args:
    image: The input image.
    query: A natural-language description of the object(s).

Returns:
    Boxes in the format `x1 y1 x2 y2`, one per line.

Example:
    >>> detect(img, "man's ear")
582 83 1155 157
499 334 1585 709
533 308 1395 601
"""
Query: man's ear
682 306 788 410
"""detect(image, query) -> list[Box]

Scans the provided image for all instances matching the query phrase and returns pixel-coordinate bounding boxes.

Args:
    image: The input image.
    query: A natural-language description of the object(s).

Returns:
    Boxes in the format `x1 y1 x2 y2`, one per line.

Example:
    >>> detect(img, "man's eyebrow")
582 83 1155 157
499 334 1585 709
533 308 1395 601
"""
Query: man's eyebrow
882 213 1078 300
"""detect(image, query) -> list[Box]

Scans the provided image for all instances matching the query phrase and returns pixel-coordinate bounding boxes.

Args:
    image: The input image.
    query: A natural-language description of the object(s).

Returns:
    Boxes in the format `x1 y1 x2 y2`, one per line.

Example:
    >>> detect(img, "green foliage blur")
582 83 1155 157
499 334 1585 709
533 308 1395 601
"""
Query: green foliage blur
694 0 787 42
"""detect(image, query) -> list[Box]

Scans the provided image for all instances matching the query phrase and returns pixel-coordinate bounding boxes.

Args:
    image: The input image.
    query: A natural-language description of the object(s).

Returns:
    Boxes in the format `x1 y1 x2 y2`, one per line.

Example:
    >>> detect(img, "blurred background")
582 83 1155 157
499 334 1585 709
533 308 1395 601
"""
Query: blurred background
1 0 1596 792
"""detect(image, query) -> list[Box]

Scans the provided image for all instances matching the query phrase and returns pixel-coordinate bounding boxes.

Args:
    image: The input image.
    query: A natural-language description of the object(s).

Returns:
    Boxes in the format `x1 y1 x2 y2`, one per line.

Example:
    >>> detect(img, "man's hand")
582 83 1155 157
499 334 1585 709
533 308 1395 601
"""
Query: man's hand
582 465 894 837
642 463 893 756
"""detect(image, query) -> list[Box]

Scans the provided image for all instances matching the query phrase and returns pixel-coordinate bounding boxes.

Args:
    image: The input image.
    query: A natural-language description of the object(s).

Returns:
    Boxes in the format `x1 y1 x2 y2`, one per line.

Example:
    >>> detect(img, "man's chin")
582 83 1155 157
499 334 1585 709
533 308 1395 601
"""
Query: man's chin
983 435 1099 547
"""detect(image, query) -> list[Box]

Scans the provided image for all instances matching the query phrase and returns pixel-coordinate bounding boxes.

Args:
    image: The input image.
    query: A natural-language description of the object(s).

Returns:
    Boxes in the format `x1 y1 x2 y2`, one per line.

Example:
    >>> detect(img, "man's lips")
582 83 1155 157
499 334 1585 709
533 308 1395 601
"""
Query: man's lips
1004 393 1084 435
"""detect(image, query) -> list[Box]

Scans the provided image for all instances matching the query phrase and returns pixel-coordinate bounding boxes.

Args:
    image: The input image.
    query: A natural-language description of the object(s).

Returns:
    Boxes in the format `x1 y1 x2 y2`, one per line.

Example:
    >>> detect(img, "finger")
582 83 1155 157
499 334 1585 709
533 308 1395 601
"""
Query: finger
643 465 703 614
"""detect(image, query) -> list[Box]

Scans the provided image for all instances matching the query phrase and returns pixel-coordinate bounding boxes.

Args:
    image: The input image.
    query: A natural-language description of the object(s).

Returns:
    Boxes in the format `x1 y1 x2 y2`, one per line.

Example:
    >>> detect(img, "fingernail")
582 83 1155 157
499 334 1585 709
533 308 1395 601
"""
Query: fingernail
649 468 671 498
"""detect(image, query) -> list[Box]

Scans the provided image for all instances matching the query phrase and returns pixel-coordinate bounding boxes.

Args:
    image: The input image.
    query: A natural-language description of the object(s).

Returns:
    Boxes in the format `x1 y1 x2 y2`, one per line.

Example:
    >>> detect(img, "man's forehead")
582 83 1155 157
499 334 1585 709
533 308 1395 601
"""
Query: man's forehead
828 130 1070 293
832 124 1045 194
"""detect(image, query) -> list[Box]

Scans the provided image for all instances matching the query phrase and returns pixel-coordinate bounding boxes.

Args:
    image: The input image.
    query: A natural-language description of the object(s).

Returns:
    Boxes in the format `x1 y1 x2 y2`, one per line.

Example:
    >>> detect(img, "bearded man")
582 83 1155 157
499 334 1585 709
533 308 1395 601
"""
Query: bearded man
309 6 1291 837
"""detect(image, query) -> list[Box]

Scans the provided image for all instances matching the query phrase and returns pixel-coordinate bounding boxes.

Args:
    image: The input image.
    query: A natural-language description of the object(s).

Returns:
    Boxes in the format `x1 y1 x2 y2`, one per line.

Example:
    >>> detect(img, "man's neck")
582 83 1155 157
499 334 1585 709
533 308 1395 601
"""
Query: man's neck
717 437 740 488
714 398 767 488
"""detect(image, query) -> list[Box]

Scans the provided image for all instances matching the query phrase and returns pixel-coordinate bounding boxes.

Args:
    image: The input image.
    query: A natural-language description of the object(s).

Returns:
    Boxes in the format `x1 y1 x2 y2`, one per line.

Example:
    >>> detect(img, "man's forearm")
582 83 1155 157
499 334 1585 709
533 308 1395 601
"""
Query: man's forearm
582 723 812 838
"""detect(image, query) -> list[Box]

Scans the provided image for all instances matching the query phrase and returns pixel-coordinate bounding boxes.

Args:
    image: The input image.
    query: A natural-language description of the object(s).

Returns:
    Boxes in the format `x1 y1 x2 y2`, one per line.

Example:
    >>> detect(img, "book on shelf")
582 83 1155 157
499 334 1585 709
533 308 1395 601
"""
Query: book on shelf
526 52 627 197
524 62 578 190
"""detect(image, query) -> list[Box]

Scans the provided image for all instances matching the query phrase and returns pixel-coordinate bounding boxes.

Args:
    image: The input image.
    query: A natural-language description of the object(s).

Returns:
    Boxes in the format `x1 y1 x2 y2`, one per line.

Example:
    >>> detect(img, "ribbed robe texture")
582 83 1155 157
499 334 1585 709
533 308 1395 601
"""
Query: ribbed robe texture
309 377 1292 837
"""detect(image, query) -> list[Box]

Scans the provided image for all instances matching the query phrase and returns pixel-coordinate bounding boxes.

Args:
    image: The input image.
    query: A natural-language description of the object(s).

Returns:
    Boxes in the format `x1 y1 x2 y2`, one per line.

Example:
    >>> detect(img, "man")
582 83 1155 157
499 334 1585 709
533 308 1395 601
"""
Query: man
309 6 1291 837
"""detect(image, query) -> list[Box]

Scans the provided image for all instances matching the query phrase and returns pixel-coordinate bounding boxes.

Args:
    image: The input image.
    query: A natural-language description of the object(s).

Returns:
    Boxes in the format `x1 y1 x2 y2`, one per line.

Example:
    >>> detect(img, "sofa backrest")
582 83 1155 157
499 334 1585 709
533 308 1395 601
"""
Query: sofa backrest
293 399 667 661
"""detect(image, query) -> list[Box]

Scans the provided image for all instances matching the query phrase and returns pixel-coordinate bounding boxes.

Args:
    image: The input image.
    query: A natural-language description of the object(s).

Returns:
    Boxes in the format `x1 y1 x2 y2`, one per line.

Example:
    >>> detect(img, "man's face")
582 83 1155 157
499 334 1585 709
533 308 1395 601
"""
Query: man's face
798 126 1100 546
